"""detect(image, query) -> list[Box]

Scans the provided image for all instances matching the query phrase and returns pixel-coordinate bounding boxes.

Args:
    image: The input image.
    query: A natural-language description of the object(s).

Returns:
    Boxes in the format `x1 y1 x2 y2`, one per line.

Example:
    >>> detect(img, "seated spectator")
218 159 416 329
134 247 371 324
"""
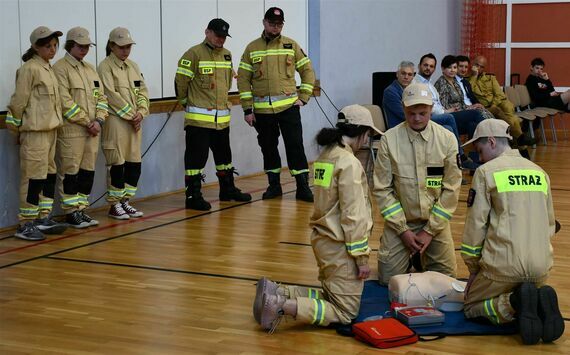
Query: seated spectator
467 55 535 147
383 59 477 170
456 55 486 109
525 57 570 112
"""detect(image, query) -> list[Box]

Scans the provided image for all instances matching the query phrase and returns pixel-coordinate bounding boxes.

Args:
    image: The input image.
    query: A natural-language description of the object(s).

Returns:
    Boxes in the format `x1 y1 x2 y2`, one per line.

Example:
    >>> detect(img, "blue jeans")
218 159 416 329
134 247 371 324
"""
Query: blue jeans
431 113 464 156
450 109 486 139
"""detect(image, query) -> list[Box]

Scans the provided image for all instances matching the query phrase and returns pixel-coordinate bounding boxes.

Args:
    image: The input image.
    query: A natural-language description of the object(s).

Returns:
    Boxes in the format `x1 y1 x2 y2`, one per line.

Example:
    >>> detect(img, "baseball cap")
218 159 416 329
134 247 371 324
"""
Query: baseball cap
30 26 63 45
109 27 135 46
207 18 231 37
265 7 285 23
338 105 383 136
402 83 433 107
66 26 95 46
462 119 512 147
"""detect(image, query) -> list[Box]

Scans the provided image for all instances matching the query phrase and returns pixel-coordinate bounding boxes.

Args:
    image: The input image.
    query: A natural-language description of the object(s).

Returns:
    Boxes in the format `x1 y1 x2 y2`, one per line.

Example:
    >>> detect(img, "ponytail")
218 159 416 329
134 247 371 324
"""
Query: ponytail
105 40 113 56
316 127 344 147
21 47 37 62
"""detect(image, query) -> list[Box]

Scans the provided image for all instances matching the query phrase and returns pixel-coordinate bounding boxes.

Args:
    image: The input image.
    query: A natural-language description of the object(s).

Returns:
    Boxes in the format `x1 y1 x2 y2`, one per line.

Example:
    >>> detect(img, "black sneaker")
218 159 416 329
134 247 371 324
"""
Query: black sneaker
510 282 542 345
66 211 90 229
14 222 45 241
537 286 564 343
80 211 99 227
34 217 67 235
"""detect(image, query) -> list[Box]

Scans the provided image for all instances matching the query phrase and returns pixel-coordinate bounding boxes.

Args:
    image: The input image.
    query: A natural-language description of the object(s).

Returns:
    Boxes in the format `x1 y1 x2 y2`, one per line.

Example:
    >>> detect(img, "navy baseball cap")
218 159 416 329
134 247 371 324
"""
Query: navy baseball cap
207 18 231 37
264 7 285 23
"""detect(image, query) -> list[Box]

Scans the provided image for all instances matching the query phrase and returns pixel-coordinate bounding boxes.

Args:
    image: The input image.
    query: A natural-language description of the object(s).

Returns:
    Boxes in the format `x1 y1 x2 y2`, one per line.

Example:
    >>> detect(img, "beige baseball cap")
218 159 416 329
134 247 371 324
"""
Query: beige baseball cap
402 83 433 107
462 119 512 147
66 26 95 46
338 104 383 136
109 27 135 46
30 26 63 44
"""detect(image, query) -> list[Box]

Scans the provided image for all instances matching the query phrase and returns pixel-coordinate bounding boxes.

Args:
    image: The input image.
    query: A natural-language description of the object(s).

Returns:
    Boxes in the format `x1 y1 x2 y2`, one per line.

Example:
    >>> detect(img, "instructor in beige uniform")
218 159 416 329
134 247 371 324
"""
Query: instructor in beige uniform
461 119 563 345
374 83 462 285
253 105 381 332
7 26 67 241
98 27 149 220
54 27 109 228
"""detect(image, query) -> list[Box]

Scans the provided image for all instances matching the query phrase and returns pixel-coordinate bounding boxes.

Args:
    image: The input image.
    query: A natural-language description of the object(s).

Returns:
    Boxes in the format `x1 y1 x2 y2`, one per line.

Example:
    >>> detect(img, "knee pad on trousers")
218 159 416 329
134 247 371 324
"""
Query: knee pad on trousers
63 173 79 195
110 164 125 189
77 169 95 195
124 161 142 187
26 179 44 206
43 173 57 198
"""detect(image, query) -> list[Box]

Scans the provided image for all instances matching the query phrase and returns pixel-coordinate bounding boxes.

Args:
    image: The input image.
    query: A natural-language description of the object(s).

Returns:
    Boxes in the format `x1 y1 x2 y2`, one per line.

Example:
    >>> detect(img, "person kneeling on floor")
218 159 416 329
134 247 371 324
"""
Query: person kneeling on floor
253 105 381 332
461 119 564 345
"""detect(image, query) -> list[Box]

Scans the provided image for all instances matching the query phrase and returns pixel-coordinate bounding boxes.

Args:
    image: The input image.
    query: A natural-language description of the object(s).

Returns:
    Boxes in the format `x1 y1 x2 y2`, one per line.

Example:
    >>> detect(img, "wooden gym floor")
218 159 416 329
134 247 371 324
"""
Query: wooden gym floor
0 142 569 354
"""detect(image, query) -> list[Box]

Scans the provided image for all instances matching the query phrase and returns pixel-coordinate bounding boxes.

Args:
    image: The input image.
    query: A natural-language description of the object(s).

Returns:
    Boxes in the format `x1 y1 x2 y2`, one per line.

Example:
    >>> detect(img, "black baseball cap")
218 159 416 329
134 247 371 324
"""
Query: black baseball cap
207 18 231 37
264 7 285 23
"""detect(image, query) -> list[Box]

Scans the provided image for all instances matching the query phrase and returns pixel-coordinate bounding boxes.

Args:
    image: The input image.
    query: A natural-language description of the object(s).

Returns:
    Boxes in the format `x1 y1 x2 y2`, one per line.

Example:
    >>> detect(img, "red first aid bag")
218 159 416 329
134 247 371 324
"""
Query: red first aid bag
352 318 418 349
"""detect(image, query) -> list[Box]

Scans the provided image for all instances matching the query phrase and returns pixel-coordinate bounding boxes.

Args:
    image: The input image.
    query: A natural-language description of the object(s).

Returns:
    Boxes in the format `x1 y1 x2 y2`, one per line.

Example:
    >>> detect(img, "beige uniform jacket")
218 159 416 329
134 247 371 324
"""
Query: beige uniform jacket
7 55 63 133
97 53 149 121
175 41 233 130
310 144 372 266
461 149 555 283
53 53 109 138
237 33 315 114
468 74 507 108
373 121 462 236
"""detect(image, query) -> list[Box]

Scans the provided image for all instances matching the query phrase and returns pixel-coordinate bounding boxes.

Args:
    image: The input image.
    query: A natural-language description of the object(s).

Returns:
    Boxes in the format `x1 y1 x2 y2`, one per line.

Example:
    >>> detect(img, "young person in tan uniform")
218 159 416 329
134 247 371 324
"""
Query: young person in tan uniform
98 27 149 220
461 119 563 345
253 105 381 332
373 83 462 285
7 26 68 241
53 27 109 228
175 18 251 211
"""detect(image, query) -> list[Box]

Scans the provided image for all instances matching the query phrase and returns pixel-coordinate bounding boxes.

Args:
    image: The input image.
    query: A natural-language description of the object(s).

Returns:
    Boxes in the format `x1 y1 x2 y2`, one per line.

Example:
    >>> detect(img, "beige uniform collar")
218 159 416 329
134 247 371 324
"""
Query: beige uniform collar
110 52 128 69
405 121 432 142
64 52 84 68
31 54 51 68
499 148 521 159
261 31 282 42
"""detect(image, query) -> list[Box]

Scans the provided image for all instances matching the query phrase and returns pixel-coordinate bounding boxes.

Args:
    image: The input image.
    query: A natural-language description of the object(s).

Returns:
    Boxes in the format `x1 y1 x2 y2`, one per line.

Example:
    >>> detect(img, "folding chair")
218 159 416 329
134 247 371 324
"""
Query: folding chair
504 86 541 146
515 85 567 141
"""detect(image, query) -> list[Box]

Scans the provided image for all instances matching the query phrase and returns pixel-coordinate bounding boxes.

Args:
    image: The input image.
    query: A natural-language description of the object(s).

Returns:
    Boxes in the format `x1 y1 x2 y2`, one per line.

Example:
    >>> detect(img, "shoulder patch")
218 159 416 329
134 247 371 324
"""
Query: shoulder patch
283 43 293 49
224 54 231 61
313 162 334 188
467 188 476 207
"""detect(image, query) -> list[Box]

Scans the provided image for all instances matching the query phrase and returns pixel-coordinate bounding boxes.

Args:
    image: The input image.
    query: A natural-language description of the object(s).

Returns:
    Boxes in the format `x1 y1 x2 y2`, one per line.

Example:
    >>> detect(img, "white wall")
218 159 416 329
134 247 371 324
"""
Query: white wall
317 0 461 115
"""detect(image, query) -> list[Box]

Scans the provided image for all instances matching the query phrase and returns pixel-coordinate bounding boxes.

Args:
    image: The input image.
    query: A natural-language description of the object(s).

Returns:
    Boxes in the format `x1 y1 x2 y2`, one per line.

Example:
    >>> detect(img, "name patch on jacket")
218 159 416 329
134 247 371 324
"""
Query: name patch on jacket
283 43 293 49
313 162 334 188
493 170 547 194
426 166 444 188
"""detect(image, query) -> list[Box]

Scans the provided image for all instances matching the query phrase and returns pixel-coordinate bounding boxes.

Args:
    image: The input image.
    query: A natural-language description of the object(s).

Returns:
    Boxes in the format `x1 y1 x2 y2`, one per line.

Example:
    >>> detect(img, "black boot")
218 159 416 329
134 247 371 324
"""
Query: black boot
217 168 252 202
537 285 564 343
262 172 282 200
185 175 211 211
294 172 314 202
510 282 542 345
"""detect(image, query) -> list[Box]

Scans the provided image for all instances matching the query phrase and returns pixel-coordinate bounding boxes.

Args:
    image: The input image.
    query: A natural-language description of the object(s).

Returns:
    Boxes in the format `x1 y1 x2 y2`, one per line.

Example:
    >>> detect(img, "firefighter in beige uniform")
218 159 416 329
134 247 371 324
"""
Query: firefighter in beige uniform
253 105 381 332
374 83 462 285
175 19 251 211
460 119 563 345
7 26 67 241
53 27 109 228
98 27 149 220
